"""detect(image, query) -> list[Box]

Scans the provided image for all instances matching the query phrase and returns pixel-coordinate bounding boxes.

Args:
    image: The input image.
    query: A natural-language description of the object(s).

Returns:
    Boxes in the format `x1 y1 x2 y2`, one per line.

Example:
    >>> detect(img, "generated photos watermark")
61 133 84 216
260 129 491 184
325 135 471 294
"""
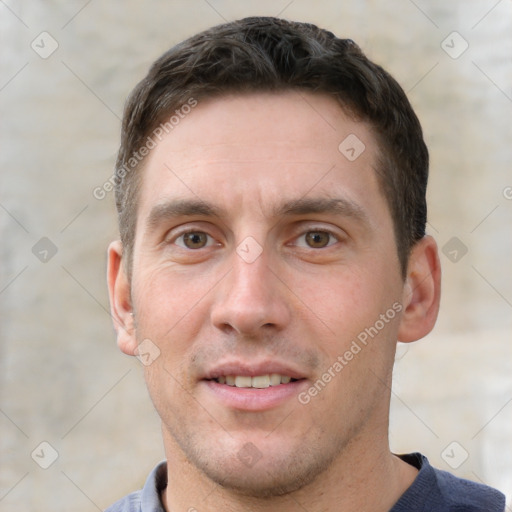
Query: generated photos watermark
93 97 198 200
298 301 403 405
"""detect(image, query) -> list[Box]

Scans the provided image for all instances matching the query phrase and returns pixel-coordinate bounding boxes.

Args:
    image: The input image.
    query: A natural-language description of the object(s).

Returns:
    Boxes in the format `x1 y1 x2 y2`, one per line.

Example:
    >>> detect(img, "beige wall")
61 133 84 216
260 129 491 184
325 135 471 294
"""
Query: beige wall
1 1 511 510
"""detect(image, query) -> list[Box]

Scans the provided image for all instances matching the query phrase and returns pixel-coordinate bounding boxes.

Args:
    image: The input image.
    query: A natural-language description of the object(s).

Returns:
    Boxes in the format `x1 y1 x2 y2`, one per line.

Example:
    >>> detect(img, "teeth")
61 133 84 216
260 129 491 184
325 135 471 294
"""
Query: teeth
269 373 281 386
235 376 252 388
251 375 270 388
216 374 295 388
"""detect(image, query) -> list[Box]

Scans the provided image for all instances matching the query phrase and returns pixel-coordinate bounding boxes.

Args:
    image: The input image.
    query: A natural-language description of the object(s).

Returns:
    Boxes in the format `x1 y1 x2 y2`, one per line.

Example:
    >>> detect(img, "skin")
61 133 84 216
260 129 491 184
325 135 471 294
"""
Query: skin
108 91 441 512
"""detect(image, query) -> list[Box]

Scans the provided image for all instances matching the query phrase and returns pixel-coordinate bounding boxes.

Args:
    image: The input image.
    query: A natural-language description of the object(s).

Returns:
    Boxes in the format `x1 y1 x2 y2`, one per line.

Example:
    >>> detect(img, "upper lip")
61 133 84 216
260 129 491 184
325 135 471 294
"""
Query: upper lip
202 360 307 380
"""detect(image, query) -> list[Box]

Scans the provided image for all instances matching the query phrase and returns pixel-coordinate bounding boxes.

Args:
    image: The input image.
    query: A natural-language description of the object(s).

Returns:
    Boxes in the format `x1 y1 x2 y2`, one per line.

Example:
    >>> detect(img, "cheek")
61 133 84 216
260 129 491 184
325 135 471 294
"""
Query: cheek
133 267 210 412
293 268 375 335
132 265 214 355
297 265 401 357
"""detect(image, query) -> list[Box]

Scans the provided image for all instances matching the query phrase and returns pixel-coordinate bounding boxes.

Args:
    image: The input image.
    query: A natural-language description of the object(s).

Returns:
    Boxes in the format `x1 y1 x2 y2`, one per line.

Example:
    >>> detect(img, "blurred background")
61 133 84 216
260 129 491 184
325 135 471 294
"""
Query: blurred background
1 1 511 510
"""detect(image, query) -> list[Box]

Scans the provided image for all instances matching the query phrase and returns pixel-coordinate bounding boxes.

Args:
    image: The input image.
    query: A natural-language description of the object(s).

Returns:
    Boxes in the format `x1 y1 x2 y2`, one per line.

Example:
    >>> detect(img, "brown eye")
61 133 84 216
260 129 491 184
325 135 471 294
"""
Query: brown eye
181 232 209 249
305 231 332 248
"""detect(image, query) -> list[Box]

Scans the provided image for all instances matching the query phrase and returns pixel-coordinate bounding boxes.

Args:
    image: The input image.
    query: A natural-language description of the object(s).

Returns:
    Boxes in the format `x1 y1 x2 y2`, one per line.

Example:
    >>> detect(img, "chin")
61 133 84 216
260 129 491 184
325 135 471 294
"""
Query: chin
207 467 317 498
186 437 339 498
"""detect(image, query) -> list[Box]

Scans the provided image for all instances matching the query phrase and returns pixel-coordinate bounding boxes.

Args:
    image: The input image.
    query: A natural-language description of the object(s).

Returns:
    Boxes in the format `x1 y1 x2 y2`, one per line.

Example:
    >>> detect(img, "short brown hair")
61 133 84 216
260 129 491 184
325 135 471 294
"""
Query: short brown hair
115 16 428 277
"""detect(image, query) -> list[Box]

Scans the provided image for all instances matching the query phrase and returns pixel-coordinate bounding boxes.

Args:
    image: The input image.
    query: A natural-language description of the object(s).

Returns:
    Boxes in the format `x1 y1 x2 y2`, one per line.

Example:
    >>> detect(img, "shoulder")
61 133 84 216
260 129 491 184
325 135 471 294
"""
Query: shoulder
432 464 505 511
104 461 167 512
394 453 505 512
104 490 142 512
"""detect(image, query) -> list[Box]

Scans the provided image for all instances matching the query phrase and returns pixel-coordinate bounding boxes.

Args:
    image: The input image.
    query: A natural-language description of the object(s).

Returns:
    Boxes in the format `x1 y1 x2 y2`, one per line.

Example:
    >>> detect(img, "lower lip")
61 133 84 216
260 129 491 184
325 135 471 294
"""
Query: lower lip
203 380 307 411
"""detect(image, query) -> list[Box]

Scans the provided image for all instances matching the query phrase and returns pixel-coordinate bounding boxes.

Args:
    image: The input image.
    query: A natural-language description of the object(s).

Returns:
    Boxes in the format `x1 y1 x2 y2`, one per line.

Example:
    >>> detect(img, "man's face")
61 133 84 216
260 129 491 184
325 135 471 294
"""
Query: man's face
124 92 407 495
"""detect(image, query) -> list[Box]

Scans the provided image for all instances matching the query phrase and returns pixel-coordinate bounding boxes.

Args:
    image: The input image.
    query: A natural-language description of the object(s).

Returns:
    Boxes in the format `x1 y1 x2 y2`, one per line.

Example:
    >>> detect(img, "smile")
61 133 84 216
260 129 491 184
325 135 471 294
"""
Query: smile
214 374 298 388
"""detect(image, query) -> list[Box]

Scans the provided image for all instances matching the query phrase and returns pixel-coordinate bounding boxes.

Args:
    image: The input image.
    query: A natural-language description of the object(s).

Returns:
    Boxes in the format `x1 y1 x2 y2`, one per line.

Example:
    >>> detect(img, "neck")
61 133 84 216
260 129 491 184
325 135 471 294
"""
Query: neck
161 428 418 512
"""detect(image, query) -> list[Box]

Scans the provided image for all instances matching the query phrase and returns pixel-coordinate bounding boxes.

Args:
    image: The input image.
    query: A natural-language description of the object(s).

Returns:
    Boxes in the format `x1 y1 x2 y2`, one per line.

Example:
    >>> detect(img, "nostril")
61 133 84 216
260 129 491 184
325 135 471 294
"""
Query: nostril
217 323 237 335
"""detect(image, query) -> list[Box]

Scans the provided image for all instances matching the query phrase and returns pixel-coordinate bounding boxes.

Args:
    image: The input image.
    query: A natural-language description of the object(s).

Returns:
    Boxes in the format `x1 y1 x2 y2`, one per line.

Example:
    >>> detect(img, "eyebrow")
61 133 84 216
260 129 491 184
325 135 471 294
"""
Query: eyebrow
145 196 369 232
146 199 223 232
274 197 368 224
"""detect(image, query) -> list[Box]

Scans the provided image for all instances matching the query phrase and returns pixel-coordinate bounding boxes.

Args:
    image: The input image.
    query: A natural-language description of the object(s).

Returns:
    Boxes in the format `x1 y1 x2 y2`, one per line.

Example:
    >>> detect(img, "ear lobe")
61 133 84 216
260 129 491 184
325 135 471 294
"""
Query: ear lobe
397 235 441 343
107 240 137 355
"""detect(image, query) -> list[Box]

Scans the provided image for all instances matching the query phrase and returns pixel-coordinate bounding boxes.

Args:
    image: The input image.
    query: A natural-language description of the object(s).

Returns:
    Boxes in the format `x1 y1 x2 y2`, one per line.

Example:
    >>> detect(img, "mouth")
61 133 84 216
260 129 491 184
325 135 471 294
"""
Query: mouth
201 363 308 411
208 374 300 388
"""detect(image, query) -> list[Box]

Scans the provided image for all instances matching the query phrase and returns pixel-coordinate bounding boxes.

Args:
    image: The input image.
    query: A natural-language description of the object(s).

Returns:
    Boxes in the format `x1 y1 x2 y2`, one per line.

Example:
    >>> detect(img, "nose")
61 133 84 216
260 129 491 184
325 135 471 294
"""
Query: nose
210 247 291 336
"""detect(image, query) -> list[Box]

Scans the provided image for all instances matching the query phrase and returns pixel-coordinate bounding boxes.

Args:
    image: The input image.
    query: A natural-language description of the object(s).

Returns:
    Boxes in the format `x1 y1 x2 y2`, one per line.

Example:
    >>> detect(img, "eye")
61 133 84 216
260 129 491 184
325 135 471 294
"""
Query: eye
297 230 338 249
175 231 214 249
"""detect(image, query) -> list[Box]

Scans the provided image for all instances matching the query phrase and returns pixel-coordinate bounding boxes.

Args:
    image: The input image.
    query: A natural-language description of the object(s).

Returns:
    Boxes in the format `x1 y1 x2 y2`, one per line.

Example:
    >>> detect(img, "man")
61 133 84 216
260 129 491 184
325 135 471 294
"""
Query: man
106 17 505 512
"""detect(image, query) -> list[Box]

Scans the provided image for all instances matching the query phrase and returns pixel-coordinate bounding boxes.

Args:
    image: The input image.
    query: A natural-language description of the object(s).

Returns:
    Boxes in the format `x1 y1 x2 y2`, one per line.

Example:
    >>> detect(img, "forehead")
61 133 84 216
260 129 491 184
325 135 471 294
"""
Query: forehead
136 91 386 225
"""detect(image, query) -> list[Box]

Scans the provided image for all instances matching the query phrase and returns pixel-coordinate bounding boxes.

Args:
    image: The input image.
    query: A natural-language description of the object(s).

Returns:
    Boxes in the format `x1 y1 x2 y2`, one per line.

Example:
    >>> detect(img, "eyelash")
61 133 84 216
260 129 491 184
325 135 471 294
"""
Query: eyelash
292 229 339 248
169 227 342 250
173 229 217 249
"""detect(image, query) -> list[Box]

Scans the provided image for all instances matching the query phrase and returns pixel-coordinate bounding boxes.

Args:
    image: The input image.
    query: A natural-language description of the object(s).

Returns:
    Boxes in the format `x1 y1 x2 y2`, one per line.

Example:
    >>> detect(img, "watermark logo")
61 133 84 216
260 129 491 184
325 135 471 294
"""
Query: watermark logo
442 236 468 263
31 441 59 469
441 441 469 469
441 31 469 59
237 442 263 468
135 339 161 366
236 236 263 264
32 237 58 263
31 32 59 59
338 134 366 162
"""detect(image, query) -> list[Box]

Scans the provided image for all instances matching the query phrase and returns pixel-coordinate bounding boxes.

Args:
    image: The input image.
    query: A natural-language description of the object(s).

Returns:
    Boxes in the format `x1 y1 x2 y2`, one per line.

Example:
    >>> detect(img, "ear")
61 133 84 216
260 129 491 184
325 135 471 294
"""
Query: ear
107 240 137 355
397 235 441 343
